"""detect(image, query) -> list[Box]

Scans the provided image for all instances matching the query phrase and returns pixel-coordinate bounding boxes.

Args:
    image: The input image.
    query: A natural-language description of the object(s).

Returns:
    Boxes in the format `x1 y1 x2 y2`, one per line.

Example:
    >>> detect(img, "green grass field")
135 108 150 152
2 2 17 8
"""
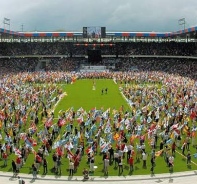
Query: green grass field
55 79 129 112
0 79 197 176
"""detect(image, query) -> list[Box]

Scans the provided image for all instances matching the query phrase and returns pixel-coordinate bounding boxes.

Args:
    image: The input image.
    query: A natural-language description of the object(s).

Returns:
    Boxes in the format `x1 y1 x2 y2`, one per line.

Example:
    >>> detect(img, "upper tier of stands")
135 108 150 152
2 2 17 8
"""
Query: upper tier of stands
0 42 196 56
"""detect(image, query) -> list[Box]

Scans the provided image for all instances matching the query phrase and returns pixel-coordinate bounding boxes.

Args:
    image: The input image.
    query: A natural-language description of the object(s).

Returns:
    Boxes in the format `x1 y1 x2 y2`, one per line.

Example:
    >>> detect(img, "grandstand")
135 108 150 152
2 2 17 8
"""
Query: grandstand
0 24 197 77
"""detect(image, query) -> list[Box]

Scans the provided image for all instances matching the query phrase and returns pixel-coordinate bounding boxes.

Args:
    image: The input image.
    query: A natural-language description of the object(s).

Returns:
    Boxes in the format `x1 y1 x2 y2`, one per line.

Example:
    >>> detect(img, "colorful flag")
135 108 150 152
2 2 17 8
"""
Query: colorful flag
29 123 37 134
86 146 93 154
13 147 21 156
77 114 83 123
113 133 120 141
20 133 27 140
99 137 106 148
193 153 197 159
45 117 53 128
67 149 74 160
90 124 97 132
166 139 172 145
123 145 128 152
64 142 73 150
104 124 111 134
147 116 152 124
25 138 33 148
101 143 109 153
130 134 136 142
155 149 163 157
56 147 63 156
58 118 66 127
85 120 91 126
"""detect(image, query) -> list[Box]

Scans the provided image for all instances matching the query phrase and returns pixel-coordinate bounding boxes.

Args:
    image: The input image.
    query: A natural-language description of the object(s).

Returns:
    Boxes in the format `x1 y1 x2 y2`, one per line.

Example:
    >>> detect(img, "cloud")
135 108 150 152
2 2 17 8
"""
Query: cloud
0 0 197 32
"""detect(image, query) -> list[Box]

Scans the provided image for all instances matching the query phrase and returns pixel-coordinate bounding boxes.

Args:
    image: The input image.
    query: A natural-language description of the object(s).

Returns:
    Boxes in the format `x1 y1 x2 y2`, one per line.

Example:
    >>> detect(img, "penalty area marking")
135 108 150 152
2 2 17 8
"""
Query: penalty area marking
49 92 67 114
113 78 117 84
39 92 67 127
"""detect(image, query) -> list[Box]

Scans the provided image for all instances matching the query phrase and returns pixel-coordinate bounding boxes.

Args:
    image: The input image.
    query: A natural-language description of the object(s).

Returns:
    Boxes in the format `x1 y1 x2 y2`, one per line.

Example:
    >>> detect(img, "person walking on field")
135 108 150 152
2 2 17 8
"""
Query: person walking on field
89 154 95 173
187 151 191 166
171 142 176 157
43 158 48 174
118 156 123 175
56 156 62 174
168 155 174 171
104 156 109 175
69 160 74 176
12 160 17 177
32 163 37 179
2 151 8 166
142 151 148 168
128 156 134 172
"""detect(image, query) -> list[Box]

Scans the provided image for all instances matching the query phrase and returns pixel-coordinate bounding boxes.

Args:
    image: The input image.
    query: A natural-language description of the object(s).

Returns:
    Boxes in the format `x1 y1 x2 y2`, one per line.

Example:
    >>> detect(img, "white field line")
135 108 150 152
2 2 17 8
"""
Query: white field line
51 92 67 113
175 150 197 167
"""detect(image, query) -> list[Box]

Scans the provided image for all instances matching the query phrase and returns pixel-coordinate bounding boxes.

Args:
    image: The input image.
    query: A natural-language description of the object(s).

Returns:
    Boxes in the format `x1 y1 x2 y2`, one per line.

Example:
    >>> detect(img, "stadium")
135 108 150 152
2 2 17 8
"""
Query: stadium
0 10 197 184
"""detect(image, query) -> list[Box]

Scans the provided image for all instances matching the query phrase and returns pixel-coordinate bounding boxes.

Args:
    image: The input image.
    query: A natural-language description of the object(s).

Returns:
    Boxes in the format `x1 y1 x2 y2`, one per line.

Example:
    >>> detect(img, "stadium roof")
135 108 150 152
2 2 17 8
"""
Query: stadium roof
0 28 23 37
1 26 197 38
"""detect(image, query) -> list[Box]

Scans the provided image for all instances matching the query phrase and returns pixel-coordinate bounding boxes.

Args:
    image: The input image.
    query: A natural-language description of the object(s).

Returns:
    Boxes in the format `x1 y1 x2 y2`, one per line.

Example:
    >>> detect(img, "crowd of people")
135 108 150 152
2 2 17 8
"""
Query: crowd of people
0 57 197 81
115 58 197 80
0 42 196 56
0 70 196 178
0 58 38 74
0 41 197 180
0 42 70 56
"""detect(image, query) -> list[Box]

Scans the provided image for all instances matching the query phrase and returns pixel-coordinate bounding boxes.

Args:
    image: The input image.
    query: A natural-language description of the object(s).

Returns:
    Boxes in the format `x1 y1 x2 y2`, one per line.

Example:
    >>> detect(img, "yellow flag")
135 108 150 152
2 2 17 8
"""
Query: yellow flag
170 132 174 139
9 128 13 136
0 121 2 129
155 150 163 157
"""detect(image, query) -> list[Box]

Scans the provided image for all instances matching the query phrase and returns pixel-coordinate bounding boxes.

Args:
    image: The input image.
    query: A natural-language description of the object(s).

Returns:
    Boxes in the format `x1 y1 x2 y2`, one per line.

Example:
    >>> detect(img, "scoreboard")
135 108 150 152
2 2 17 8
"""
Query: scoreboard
83 26 106 38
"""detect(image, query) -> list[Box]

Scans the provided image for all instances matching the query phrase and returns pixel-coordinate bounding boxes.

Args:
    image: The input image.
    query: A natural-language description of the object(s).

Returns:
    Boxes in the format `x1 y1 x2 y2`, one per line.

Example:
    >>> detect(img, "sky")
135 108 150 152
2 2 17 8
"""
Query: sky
0 0 197 33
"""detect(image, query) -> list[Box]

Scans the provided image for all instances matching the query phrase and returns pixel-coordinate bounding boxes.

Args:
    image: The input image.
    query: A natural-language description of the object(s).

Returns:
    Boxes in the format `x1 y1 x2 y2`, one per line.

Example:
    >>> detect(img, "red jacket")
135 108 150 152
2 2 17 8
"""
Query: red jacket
2 153 7 159
128 157 134 165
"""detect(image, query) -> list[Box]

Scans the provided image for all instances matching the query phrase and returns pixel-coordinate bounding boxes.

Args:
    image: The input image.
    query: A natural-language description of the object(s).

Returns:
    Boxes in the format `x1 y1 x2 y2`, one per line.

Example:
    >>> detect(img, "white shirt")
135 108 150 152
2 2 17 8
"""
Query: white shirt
104 158 109 167
169 156 174 164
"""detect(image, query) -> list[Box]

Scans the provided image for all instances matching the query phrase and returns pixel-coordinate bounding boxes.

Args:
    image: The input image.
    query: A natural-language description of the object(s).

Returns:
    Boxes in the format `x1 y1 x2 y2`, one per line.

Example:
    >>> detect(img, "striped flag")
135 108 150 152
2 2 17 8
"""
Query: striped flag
29 123 37 134
99 137 106 148
13 147 21 156
25 138 33 148
104 124 111 134
86 146 93 154
67 149 74 160
58 118 66 127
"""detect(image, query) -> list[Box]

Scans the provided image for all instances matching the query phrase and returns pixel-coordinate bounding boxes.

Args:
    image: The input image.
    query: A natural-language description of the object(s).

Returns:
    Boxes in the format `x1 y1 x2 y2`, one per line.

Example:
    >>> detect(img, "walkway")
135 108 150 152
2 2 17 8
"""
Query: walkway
0 170 197 184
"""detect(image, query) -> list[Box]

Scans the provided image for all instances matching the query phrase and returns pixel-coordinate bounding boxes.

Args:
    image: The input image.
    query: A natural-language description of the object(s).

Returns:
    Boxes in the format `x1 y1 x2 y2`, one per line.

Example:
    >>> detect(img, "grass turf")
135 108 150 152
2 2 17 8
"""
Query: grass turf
0 79 197 176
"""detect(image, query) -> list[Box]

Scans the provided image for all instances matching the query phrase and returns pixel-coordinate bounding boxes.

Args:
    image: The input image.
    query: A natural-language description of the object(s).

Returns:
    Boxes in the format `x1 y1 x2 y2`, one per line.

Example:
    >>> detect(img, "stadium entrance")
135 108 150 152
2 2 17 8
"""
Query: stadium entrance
79 48 108 72
87 49 102 64
35 60 49 71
